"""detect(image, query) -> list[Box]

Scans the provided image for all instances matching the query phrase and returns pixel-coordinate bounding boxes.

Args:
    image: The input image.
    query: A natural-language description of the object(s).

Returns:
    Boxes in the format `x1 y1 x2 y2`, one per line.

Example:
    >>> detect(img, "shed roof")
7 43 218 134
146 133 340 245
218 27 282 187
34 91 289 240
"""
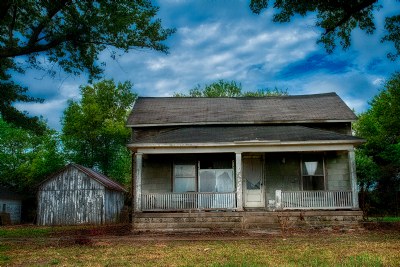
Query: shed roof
0 187 23 200
40 163 127 192
130 125 364 145
127 93 357 127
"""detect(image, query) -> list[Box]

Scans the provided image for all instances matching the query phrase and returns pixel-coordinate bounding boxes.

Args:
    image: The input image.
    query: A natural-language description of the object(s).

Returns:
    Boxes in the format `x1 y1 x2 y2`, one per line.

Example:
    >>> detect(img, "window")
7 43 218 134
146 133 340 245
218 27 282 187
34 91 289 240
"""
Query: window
173 159 234 193
301 155 325 190
173 164 196 192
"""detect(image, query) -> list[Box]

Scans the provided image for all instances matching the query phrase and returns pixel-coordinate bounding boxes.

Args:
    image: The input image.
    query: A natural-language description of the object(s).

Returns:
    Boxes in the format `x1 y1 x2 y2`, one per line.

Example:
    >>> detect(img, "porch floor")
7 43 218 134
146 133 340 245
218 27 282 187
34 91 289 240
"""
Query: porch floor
133 210 363 233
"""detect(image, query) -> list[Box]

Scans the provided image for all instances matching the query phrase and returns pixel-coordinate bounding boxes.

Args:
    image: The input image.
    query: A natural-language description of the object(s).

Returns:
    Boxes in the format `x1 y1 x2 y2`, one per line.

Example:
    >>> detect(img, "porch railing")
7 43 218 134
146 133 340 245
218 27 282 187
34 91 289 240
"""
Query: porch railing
275 190 353 210
141 192 237 211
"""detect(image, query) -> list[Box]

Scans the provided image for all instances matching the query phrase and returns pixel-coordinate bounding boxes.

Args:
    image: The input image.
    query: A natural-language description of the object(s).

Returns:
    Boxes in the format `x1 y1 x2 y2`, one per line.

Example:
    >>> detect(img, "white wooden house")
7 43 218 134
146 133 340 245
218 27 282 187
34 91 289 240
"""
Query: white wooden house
127 93 364 231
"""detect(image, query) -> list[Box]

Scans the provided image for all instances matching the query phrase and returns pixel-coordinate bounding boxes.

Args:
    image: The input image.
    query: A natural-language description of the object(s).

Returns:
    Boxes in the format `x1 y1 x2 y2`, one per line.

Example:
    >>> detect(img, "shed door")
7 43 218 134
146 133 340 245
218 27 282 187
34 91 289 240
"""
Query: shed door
243 156 265 208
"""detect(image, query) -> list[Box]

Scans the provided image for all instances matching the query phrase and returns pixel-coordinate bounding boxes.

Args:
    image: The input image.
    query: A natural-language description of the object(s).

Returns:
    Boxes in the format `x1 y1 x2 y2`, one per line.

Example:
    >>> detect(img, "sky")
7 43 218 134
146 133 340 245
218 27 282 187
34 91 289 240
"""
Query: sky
13 0 400 130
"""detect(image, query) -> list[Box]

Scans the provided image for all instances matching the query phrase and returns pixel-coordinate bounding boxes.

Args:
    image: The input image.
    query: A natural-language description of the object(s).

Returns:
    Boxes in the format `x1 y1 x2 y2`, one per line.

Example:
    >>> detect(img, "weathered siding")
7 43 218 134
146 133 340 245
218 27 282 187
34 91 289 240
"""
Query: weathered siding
142 155 172 193
326 151 351 190
105 190 125 223
38 165 124 225
0 199 21 224
264 153 301 206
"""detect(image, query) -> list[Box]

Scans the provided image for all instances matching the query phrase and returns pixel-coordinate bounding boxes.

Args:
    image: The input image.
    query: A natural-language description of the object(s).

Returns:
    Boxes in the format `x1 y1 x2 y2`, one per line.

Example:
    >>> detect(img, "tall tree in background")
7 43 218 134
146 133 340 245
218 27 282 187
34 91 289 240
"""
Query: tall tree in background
354 72 400 214
0 0 174 131
62 80 136 185
250 1 400 60
0 118 65 193
174 80 288 97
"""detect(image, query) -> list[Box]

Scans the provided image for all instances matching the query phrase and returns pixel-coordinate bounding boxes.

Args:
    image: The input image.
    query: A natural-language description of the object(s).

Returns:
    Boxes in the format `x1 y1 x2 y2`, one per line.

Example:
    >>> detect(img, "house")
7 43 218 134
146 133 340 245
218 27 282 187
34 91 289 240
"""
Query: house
0 187 22 224
127 93 364 231
37 163 126 225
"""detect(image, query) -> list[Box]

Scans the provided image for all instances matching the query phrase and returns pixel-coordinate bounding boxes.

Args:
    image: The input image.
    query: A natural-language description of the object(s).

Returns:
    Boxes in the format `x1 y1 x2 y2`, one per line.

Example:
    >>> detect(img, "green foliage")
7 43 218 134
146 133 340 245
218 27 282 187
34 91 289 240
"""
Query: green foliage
61 79 136 185
354 72 400 215
174 80 288 97
0 118 65 193
0 0 174 130
249 1 400 60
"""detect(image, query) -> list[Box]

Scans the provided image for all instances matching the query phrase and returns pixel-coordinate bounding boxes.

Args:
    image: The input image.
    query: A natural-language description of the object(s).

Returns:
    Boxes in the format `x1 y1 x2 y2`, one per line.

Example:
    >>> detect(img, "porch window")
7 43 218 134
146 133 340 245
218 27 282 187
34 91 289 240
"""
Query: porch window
174 164 196 192
301 156 325 190
173 159 234 193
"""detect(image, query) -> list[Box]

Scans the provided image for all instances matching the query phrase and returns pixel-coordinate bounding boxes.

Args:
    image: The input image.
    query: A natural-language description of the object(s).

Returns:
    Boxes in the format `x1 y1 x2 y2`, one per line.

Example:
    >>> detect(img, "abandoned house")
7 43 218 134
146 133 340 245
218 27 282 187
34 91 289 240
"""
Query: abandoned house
127 93 364 231
37 163 126 225
0 187 22 224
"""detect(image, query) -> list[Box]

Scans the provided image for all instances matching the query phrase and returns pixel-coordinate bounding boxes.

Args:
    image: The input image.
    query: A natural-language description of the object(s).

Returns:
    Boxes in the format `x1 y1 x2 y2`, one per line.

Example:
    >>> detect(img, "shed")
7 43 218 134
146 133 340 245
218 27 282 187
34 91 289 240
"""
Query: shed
37 163 127 225
0 187 22 224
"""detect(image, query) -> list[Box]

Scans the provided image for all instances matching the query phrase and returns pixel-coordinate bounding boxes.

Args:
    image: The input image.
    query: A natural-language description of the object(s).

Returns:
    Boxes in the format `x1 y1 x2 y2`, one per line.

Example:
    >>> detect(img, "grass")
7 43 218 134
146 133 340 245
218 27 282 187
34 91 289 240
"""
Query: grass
0 230 399 266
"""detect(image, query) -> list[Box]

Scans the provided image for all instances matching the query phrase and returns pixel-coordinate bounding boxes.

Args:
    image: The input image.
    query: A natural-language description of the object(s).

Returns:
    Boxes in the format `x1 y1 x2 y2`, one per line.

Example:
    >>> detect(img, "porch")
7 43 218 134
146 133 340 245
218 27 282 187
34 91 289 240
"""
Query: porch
140 190 354 211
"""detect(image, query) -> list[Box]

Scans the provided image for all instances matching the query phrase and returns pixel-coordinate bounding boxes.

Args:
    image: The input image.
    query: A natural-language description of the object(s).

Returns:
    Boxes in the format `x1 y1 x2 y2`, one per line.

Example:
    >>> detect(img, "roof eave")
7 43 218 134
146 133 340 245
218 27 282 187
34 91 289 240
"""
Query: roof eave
127 119 356 128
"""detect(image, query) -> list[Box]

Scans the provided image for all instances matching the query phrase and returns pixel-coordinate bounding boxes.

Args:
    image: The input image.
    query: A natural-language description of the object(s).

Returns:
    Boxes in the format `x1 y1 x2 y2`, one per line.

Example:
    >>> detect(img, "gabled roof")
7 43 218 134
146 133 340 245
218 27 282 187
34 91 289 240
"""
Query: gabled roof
130 125 364 145
40 163 127 192
127 93 357 127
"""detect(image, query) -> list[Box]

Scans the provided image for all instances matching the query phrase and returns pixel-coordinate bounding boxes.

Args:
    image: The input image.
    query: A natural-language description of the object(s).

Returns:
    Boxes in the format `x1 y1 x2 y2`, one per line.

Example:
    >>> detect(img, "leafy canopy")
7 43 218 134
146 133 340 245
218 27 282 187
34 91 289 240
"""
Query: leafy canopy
0 0 174 131
354 72 400 213
174 80 288 97
250 0 400 60
0 118 65 193
61 79 137 185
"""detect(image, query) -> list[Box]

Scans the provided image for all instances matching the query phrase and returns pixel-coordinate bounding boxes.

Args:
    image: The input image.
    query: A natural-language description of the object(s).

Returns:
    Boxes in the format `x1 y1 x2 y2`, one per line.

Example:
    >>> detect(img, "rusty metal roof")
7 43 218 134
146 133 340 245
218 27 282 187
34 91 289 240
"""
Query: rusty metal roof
71 164 127 192
130 125 363 144
127 93 357 127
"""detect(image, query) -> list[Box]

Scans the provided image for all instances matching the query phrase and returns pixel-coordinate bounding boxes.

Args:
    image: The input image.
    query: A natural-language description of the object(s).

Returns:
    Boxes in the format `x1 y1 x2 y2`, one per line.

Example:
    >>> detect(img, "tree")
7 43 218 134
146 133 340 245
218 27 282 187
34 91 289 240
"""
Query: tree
249 1 400 60
174 80 288 97
354 72 400 214
0 117 65 193
61 79 136 185
0 0 174 130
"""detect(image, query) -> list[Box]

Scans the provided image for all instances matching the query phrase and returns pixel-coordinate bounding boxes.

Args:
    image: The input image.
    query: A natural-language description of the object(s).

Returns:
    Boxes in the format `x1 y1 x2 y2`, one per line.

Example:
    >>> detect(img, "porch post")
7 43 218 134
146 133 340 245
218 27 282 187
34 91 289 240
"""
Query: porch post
348 150 359 209
134 152 143 212
235 152 243 211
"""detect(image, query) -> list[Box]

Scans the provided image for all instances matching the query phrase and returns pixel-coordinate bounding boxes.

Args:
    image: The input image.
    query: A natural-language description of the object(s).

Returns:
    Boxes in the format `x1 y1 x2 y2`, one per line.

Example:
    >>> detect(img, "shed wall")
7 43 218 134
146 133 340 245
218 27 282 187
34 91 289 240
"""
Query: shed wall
105 190 125 223
0 199 21 224
38 166 114 225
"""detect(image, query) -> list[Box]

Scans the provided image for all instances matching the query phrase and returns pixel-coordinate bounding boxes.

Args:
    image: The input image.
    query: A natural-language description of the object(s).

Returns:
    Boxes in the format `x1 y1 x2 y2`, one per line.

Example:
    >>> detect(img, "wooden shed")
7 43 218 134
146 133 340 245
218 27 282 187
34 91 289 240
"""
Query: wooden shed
37 163 126 225
0 187 22 224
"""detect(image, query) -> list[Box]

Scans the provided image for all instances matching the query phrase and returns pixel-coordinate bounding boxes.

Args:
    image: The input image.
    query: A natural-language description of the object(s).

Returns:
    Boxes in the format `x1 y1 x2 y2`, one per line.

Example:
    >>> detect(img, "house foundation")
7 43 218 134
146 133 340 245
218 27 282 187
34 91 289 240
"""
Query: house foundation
132 210 363 233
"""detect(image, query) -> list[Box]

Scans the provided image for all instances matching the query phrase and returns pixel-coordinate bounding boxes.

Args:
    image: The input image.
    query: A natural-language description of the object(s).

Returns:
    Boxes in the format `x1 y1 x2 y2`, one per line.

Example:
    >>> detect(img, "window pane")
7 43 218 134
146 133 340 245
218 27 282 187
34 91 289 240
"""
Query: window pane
199 170 216 192
303 176 324 190
302 159 324 175
216 170 234 192
175 177 196 192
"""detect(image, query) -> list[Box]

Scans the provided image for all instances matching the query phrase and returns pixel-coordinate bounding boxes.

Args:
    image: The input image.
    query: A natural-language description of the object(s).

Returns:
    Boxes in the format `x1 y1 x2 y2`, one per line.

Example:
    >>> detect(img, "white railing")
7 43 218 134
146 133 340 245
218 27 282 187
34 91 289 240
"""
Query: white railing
275 190 353 210
141 192 237 211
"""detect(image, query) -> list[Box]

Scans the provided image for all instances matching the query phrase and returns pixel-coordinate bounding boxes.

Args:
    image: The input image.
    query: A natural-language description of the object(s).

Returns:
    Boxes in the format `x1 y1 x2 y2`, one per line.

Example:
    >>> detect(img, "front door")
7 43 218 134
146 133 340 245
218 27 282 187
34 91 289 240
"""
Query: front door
243 156 265 208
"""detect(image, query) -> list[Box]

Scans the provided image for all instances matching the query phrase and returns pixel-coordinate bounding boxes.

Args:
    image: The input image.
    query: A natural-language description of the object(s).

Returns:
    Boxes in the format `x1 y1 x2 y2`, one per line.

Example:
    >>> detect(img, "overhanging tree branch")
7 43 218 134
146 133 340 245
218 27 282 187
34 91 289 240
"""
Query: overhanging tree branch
323 0 378 35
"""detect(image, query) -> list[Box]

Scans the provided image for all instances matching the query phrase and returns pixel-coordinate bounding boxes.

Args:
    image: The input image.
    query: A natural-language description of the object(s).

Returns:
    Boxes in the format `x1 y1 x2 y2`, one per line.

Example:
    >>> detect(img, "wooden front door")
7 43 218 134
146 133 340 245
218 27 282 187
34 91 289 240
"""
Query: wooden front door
243 156 265 208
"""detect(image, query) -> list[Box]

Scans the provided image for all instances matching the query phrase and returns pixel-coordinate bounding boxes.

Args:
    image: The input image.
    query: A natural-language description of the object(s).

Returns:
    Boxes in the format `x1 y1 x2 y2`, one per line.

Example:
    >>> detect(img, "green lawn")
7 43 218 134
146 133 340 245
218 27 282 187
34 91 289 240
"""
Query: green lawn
0 230 399 266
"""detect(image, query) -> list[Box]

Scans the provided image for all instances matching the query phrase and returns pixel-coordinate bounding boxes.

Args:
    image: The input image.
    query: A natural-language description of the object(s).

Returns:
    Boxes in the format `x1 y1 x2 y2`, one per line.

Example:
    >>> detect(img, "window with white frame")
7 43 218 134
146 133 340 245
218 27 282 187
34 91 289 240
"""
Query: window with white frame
301 155 325 190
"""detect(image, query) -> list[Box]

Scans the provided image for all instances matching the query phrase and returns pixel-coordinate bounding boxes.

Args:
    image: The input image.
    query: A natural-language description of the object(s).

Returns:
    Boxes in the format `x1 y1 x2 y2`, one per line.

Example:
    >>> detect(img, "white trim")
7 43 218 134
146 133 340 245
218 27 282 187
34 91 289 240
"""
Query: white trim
129 143 356 154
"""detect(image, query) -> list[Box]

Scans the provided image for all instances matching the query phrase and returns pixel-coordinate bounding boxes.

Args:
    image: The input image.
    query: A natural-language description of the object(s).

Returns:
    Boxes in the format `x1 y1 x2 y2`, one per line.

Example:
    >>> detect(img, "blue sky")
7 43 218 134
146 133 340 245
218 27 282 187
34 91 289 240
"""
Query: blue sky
13 0 400 130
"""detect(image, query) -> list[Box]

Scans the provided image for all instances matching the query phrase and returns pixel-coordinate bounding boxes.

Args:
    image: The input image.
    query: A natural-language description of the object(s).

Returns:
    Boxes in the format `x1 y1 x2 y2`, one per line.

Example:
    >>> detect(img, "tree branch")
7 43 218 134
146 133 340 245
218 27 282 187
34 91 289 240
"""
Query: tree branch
324 0 378 35
27 0 72 47
0 0 11 21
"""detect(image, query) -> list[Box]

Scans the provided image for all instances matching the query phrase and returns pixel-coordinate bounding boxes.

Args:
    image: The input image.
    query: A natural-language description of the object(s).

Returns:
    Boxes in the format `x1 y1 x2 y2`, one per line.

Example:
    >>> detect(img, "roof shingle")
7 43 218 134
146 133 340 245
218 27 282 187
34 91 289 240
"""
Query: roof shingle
127 93 357 127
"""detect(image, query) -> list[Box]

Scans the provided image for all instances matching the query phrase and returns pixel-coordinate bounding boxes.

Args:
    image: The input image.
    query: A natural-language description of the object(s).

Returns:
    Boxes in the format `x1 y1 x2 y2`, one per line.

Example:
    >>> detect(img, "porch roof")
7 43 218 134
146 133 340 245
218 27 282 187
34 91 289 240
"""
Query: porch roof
129 125 363 145
127 93 357 127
